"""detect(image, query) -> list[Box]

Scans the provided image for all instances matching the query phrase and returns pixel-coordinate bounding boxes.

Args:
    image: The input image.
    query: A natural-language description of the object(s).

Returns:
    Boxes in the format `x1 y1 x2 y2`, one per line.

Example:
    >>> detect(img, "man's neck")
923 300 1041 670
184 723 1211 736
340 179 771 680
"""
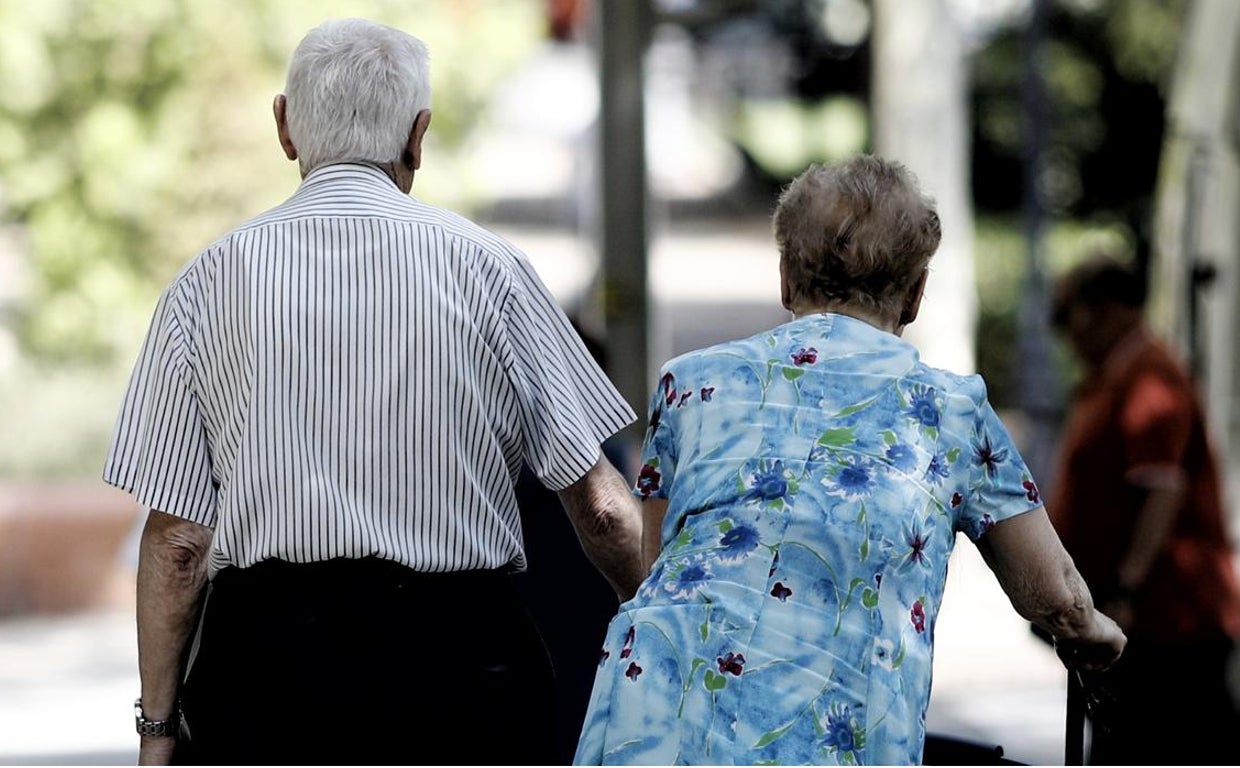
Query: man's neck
300 160 412 193
1095 321 1147 377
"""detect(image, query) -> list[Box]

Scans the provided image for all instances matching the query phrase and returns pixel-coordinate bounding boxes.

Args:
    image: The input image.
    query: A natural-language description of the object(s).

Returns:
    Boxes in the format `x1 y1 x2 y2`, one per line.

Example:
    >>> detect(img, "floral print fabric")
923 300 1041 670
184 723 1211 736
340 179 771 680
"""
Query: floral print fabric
575 314 1041 766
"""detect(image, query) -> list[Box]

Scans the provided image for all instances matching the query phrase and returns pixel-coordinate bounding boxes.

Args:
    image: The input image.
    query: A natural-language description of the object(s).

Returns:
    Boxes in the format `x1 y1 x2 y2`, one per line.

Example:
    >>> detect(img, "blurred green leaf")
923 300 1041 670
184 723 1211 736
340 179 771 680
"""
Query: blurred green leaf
0 0 545 479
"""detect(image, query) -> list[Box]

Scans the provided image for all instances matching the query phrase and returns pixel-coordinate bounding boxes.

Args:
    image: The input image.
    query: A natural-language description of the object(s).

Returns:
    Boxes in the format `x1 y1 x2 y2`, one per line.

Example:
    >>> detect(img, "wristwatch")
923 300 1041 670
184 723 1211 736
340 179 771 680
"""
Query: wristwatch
134 698 179 738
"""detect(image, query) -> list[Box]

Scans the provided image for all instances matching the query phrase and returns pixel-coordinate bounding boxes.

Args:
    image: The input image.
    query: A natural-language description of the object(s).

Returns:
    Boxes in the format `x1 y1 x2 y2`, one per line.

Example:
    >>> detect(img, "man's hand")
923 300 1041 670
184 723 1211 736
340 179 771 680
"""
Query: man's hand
138 735 176 766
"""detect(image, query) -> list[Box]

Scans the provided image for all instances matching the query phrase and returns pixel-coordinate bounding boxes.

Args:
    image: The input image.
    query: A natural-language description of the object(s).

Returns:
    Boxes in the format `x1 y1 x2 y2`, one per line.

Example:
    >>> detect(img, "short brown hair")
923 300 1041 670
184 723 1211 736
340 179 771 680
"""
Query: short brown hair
774 156 941 317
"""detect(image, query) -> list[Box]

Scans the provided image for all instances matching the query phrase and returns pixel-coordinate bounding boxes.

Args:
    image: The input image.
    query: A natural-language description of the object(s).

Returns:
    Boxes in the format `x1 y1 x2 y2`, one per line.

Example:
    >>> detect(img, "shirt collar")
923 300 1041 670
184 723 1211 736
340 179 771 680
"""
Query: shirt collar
787 311 919 358
294 162 409 198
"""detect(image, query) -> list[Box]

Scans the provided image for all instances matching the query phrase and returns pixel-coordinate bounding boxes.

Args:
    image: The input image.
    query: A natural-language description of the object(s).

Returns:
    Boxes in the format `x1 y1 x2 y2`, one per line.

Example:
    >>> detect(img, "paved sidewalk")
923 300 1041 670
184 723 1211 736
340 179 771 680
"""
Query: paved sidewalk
0 609 137 765
926 541 1070 766
0 543 1071 765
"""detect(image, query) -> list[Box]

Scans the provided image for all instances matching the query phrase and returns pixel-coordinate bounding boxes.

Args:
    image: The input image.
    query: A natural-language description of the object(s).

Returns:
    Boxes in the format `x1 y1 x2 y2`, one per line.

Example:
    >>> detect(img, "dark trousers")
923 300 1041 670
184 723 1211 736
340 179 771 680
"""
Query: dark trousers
175 557 555 765
513 466 620 764
1087 632 1240 765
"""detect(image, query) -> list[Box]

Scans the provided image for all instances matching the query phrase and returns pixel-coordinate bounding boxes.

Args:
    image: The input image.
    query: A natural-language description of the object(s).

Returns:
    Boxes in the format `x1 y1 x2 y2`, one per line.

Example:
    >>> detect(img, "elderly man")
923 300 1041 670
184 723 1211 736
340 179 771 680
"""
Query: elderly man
1050 256 1240 765
104 19 642 766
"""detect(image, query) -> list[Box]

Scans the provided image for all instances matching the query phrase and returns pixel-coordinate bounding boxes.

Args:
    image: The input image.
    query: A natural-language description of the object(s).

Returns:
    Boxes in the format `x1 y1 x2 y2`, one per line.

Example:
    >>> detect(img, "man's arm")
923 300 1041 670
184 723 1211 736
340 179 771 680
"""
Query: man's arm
136 510 212 765
1110 375 1192 617
557 454 644 601
974 507 1126 671
1118 482 1183 592
1117 471 1185 592
1105 478 1183 629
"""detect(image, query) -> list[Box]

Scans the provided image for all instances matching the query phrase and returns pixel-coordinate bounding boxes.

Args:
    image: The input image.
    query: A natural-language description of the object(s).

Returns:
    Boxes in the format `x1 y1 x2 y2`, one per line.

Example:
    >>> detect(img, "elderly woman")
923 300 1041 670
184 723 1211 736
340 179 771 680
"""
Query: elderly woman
574 156 1125 766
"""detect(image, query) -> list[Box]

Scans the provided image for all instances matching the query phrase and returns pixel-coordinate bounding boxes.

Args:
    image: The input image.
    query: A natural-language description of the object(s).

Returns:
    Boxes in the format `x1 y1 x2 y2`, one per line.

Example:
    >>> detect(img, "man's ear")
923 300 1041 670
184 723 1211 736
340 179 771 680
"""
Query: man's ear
404 109 432 170
273 95 298 161
899 268 930 326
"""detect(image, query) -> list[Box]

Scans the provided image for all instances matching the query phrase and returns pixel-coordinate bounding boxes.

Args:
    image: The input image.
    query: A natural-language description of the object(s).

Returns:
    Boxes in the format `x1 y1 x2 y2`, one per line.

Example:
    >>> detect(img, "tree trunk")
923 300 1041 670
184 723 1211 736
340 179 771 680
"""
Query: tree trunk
871 0 976 375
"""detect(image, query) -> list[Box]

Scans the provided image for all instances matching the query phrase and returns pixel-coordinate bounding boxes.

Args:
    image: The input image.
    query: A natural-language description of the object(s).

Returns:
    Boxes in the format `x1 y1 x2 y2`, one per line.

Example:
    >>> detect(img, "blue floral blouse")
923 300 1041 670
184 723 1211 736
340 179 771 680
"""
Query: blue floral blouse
574 314 1042 766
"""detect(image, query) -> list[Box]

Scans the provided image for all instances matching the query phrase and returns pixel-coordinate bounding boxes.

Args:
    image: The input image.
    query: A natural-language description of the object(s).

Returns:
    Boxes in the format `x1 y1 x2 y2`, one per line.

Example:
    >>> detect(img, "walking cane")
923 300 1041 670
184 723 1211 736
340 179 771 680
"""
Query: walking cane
1065 670 1085 765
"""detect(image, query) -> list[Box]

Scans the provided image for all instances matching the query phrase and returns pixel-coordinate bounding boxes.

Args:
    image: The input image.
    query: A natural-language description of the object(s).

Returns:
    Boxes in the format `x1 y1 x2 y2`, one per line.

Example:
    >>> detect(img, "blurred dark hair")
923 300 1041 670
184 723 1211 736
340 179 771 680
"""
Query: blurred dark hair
1050 255 1146 329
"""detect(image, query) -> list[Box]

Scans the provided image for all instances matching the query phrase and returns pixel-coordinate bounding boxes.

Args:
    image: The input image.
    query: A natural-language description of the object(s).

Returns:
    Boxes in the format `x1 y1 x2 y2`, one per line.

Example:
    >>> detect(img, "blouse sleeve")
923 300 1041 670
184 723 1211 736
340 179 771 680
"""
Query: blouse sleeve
955 376 1042 541
633 366 680 500
504 254 635 491
102 287 218 527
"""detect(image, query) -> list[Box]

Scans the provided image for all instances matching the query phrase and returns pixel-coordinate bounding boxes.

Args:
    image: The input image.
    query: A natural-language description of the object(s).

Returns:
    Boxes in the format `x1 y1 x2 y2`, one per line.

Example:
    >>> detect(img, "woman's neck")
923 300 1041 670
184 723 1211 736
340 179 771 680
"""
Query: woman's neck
792 303 901 335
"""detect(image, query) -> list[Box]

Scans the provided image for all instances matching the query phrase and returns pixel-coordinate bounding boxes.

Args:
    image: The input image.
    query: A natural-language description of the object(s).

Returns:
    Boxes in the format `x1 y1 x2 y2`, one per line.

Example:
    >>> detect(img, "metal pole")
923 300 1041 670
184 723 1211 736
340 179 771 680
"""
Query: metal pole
1066 671 1086 765
1018 0 1060 483
1184 144 1217 380
596 0 651 443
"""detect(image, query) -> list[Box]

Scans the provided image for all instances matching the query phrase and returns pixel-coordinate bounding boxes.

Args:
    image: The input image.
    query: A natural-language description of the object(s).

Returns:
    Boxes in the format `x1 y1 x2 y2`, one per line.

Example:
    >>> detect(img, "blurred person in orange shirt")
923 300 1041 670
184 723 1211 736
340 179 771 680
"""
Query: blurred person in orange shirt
1050 255 1240 765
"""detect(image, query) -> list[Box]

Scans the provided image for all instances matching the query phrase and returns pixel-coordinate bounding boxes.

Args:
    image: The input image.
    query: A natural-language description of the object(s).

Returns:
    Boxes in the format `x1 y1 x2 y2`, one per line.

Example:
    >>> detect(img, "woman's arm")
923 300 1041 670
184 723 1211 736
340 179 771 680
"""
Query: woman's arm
973 507 1126 671
641 497 669 574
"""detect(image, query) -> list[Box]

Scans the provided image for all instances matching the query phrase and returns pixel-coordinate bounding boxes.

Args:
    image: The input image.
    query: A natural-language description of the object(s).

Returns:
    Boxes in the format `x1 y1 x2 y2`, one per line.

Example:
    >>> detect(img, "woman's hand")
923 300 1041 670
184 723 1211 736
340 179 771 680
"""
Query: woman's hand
975 507 1127 672
1054 608 1126 671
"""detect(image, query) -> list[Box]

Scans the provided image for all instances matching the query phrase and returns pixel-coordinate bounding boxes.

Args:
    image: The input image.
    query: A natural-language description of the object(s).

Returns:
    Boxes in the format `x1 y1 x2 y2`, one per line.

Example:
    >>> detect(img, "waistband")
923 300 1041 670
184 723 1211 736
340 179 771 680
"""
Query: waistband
211 556 511 595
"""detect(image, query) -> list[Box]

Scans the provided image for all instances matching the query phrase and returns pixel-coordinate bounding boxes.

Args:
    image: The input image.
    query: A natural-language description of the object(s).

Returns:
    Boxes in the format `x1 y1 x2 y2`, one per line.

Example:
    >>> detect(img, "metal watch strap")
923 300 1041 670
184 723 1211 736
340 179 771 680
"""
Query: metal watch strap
134 698 179 737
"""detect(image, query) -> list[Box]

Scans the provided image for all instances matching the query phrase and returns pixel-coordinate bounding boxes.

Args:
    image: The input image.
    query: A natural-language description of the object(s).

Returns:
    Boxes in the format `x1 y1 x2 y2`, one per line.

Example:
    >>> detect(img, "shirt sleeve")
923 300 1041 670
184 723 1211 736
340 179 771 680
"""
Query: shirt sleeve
1119 373 1192 474
102 287 218 527
633 367 679 500
504 255 636 491
955 376 1042 541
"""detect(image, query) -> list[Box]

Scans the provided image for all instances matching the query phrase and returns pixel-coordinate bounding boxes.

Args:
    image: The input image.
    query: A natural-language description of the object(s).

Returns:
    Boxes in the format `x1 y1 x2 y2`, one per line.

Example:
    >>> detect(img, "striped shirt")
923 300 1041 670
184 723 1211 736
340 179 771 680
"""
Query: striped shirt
103 163 635 575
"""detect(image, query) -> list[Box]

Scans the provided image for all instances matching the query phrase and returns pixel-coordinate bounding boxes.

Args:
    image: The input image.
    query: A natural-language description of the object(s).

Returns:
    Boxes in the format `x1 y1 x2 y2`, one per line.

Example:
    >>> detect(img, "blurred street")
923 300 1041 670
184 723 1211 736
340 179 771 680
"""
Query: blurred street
0 543 1069 766
0 609 136 765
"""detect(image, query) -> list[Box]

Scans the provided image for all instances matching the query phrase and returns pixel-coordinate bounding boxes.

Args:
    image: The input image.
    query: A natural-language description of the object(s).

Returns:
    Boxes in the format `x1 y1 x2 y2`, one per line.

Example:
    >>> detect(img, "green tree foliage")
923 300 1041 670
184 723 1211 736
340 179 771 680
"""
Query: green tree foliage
971 0 1187 218
0 0 543 365
0 0 543 479
968 0 1187 408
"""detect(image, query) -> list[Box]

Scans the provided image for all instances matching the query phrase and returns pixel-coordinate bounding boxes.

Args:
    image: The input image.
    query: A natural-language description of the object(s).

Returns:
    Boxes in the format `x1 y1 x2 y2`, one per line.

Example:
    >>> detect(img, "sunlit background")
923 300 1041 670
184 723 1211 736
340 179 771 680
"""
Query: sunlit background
3 0 1233 763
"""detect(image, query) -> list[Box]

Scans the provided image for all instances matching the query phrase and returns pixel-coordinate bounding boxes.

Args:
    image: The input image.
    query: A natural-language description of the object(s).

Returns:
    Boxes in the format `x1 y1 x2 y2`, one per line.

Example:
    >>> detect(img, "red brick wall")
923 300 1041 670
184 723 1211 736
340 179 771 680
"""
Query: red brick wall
0 485 139 615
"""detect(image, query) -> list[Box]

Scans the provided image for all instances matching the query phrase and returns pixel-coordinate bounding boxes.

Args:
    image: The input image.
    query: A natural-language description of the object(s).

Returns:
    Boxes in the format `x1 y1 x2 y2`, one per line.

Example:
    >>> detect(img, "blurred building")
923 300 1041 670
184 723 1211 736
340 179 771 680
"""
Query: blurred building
1151 0 1240 533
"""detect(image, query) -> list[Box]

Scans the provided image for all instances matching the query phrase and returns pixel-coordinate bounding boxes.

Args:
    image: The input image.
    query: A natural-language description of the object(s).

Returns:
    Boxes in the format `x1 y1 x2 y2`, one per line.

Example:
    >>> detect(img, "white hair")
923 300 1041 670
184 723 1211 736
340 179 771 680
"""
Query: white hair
284 18 431 173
